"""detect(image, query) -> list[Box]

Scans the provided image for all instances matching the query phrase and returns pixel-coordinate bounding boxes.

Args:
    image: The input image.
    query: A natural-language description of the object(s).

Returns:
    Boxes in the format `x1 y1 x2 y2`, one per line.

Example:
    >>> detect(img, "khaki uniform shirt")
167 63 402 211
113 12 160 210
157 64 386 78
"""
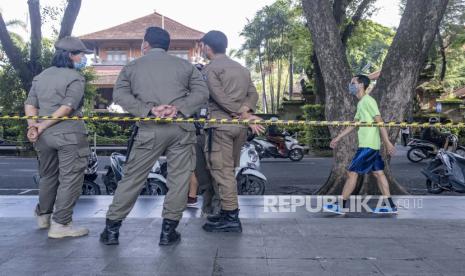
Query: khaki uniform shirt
24 66 87 135
113 48 209 130
203 55 259 129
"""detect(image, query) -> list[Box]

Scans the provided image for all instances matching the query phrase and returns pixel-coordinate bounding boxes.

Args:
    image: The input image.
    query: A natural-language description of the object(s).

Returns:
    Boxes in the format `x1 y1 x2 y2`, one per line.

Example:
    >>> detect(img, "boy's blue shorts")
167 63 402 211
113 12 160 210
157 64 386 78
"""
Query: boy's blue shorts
348 148 385 174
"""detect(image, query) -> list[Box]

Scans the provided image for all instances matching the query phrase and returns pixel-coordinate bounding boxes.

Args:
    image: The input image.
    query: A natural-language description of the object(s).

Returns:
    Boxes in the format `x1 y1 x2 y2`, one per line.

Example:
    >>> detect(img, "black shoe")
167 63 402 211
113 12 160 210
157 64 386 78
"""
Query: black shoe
100 219 122 245
159 219 181 246
203 209 242 233
206 210 227 223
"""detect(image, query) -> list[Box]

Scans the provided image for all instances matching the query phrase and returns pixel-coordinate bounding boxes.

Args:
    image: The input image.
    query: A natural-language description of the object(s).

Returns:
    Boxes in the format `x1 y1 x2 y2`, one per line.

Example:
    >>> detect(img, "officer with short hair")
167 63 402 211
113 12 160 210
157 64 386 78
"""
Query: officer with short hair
200 31 263 233
99 27 209 246
24 36 92 239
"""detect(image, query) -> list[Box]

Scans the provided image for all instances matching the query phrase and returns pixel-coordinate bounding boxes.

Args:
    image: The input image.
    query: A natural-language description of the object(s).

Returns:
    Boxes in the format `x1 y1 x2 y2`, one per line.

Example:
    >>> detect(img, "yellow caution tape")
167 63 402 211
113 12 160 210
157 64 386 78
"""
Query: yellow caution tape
0 115 463 128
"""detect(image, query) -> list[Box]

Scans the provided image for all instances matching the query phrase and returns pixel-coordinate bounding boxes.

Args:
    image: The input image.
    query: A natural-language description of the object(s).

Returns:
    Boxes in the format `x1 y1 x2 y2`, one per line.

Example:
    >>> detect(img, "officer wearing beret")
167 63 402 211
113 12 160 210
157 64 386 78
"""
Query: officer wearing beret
25 36 92 239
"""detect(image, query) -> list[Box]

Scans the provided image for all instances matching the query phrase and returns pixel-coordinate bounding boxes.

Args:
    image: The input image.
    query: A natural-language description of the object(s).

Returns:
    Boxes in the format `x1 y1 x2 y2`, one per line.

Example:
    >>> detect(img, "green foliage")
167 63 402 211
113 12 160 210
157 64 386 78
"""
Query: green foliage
239 0 308 113
442 47 465 90
86 122 131 145
418 0 465 92
0 64 27 114
302 104 331 150
81 68 98 116
346 19 395 74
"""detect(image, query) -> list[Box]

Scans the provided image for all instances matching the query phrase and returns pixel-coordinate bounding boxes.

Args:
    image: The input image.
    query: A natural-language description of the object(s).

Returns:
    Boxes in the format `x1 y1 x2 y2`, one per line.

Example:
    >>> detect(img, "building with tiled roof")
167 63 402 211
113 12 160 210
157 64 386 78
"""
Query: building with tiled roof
454 86 465 99
80 12 204 111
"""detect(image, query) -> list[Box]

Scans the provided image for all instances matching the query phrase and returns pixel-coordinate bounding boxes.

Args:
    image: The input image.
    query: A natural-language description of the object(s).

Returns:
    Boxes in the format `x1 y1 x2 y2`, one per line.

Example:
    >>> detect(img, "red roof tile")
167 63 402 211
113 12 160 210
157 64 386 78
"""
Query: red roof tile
80 12 204 41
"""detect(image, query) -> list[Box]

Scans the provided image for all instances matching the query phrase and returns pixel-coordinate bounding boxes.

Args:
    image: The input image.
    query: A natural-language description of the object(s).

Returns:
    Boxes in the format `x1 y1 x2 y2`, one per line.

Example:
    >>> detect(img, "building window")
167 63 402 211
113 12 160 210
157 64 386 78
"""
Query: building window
105 48 128 64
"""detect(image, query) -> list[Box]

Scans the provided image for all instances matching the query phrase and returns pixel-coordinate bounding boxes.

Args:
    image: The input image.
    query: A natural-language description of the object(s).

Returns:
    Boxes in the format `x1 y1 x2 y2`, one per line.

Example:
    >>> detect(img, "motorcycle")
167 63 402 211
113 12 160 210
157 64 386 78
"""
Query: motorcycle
407 134 465 163
236 142 267 195
421 149 465 194
252 131 304 162
33 146 102 196
102 152 168 196
104 142 266 196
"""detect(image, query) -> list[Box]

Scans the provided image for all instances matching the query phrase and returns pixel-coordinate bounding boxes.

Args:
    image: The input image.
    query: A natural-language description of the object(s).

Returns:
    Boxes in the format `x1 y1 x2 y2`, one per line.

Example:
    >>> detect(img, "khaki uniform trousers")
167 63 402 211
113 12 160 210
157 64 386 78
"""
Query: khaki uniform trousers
35 132 89 225
205 126 247 211
106 124 196 221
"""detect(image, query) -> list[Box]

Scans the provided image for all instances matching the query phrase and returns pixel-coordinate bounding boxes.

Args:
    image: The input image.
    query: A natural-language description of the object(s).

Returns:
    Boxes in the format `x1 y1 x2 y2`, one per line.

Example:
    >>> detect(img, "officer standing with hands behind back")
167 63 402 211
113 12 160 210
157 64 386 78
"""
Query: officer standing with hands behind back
99 27 209 246
24 36 92 239
200 31 264 233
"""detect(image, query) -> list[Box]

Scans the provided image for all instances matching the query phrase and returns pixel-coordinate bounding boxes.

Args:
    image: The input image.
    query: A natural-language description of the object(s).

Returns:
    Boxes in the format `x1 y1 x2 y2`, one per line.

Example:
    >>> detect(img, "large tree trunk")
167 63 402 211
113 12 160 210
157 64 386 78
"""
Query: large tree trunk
437 32 447 81
311 52 326 105
289 50 294 100
303 0 358 195
276 59 283 110
58 0 82 39
258 50 268 113
28 0 42 77
303 0 449 195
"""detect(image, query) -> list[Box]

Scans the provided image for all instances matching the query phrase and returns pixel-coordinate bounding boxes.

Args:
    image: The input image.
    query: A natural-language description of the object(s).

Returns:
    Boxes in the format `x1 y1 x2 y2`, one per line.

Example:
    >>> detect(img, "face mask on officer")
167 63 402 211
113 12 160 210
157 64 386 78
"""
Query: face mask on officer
73 54 87 70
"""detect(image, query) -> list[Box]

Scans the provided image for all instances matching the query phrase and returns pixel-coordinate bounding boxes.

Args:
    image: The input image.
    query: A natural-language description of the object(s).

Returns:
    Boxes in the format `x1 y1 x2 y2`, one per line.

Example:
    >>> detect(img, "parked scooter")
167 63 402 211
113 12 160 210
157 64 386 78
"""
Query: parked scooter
102 152 168 196
160 141 266 196
252 131 304 162
102 125 168 196
33 145 101 195
236 141 267 195
421 149 465 194
407 134 465 163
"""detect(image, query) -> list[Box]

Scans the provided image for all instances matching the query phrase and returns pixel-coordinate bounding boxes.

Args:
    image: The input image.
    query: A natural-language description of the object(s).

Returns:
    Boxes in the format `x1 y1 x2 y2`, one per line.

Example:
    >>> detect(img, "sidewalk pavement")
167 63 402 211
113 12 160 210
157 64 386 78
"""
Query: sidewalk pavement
1 196 465 275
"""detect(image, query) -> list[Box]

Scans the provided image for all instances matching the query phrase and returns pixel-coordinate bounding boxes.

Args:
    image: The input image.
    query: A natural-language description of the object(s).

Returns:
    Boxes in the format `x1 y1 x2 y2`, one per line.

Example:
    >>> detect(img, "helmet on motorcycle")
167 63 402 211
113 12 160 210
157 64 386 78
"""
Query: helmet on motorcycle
429 117 440 124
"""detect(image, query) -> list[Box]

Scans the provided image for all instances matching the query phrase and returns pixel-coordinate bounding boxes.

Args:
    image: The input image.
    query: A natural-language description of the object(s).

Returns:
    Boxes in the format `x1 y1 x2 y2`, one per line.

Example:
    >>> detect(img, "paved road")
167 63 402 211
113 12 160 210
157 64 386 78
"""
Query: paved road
0 146 436 196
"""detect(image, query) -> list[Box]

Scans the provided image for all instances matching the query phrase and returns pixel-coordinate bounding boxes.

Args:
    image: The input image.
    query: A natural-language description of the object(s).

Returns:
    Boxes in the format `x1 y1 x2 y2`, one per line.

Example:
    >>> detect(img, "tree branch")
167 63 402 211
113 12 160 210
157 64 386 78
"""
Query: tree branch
58 0 82 39
332 0 352 27
341 0 376 46
0 12 33 91
28 0 42 76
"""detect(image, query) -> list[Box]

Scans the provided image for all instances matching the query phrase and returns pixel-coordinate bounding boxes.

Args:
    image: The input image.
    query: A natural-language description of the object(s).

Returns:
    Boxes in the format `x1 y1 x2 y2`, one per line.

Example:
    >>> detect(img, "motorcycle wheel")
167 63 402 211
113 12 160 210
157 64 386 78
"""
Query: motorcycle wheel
103 169 117 195
84 173 98 182
407 148 426 163
237 175 266 195
82 180 101 195
144 179 168 196
289 148 304 162
426 180 444 194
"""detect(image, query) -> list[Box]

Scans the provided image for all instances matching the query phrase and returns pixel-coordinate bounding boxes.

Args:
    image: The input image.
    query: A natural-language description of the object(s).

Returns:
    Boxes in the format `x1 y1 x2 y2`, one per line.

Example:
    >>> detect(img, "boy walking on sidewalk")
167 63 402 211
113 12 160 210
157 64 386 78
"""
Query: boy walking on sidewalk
324 75 397 215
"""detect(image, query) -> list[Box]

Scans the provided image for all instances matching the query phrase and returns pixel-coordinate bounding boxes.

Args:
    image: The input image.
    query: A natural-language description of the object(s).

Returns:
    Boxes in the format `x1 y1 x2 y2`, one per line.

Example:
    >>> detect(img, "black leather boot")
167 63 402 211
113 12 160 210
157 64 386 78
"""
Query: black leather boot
100 219 122 245
206 210 227 223
159 219 181 246
203 209 242 233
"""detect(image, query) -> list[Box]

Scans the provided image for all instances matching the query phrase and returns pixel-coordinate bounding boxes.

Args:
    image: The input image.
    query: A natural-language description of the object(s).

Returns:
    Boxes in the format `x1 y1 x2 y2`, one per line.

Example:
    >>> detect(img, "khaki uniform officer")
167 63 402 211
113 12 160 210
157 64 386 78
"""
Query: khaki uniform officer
200 31 260 233
100 27 209 246
24 36 93 239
